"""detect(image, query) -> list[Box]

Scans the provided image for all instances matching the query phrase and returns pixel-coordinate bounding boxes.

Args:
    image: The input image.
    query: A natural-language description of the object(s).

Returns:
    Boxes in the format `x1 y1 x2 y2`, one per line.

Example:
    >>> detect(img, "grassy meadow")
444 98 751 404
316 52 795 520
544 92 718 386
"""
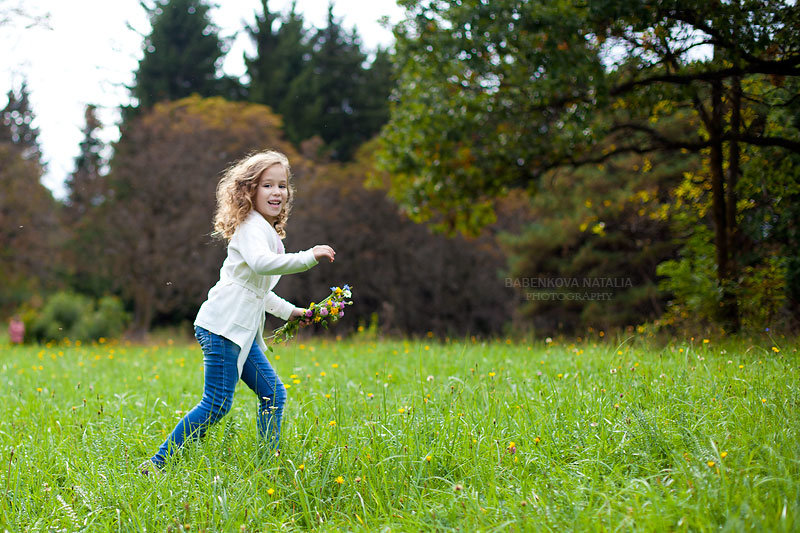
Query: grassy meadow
0 331 798 531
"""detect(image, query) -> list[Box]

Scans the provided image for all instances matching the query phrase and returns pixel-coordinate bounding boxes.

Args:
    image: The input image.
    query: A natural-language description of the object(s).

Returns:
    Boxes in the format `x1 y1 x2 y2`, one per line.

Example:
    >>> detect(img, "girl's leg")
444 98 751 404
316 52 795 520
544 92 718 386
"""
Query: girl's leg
240 342 287 450
150 326 240 468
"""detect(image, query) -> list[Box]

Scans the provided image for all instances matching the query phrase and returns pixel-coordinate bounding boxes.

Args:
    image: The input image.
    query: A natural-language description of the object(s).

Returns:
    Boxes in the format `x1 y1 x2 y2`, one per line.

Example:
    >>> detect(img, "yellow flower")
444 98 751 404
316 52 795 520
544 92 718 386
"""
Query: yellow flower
328 420 336 427
703 339 710 344
267 488 275 496
335 476 344 484
332 363 339 368
738 364 744 369
761 398 767 404
534 437 541 444
772 346 780 353
292 379 301 384
398 408 406 414
720 452 728 459
425 455 432 462
488 372 496 377
707 461 715 468
325 393 331 399
298 464 305 471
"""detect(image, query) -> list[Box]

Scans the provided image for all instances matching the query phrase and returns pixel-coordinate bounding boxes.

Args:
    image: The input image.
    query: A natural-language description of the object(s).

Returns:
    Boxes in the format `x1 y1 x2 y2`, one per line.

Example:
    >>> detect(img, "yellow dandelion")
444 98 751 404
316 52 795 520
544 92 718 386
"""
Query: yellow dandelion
761 398 767 404
425 455 432 462
328 420 336 427
298 464 305 471
325 393 331 399
738 364 744 369
267 488 275 496
335 476 344 484
707 461 715 468
320 371 326 377
720 452 728 459
398 408 405 414
534 436 541 444
488 372 496 377
332 363 339 368
772 346 780 353
292 379 301 384
703 339 710 344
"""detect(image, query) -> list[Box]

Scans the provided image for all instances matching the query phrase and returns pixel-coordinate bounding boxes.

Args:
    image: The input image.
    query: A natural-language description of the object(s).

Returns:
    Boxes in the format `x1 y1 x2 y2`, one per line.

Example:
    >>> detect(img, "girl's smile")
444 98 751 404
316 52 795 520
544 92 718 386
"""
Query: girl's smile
255 164 289 223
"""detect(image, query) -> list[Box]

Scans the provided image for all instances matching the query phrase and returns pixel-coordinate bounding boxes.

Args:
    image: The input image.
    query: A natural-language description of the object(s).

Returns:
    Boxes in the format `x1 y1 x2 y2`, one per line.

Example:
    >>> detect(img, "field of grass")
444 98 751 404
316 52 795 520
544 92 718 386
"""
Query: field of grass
0 332 798 531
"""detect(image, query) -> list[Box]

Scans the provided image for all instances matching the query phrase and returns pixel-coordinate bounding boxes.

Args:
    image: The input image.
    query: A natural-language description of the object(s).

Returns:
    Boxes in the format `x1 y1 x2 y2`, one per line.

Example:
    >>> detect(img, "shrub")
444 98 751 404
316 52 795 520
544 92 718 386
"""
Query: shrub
25 291 129 343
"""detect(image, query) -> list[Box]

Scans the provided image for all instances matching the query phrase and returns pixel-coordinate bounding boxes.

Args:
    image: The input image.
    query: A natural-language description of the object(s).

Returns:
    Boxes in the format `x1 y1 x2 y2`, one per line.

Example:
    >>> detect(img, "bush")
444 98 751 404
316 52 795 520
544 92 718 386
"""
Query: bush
25 291 130 343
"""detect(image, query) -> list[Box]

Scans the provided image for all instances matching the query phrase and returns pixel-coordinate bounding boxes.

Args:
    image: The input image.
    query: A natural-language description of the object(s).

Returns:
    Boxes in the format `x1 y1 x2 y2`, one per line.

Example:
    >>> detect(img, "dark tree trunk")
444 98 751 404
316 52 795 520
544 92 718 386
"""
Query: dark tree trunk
710 77 739 332
726 76 742 331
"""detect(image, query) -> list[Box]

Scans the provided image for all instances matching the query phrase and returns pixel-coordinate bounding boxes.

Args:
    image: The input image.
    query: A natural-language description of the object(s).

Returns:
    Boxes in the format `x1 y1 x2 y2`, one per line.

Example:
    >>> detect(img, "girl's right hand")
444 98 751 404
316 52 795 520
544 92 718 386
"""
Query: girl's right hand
313 245 336 263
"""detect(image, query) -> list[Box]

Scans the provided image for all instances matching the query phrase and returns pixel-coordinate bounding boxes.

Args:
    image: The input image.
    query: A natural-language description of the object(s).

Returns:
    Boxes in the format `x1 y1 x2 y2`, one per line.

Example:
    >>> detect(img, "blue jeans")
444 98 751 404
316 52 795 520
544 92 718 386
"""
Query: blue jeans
150 326 287 468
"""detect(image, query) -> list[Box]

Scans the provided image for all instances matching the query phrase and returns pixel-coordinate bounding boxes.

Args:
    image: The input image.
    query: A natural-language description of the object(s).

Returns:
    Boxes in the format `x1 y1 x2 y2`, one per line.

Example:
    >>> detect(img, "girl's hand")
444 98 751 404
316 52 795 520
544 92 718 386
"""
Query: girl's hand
290 307 307 319
313 245 336 263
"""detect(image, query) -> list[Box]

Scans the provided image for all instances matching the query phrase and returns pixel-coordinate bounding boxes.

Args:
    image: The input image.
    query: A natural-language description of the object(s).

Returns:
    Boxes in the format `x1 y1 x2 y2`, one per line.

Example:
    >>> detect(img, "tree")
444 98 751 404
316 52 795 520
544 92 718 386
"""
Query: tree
378 0 800 331
0 145 60 315
245 0 310 113
275 142 517 336
283 4 389 161
64 105 105 222
129 0 237 113
98 96 300 333
0 81 42 164
61 105 111 297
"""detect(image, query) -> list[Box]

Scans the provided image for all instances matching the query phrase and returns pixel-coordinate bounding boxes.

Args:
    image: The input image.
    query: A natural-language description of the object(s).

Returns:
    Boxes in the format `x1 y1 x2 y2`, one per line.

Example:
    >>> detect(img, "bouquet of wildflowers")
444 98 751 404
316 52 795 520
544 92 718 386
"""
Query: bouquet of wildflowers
269 285 353 344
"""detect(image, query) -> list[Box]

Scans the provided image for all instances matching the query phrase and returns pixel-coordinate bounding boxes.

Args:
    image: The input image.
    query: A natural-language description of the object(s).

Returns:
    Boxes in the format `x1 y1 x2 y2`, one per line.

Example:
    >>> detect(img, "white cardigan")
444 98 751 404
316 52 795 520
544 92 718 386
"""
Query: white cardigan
195 210 318 374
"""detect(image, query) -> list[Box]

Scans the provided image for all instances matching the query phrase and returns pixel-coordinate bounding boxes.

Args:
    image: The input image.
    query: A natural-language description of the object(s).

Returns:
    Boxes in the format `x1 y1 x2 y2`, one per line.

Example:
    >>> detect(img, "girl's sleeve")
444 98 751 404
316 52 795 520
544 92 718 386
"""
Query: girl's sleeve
264 291 295 321
236 221 318 275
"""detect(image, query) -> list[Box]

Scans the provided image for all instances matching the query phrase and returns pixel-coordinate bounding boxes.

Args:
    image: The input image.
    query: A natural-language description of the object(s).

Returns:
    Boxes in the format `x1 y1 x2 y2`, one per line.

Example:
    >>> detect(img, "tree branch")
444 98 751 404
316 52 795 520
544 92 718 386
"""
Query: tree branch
610 58 800 95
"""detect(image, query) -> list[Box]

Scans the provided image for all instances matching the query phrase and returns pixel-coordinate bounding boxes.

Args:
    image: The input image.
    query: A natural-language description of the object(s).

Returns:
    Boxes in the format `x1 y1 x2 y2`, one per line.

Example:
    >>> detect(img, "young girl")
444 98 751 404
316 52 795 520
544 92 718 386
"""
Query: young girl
140 150 335 475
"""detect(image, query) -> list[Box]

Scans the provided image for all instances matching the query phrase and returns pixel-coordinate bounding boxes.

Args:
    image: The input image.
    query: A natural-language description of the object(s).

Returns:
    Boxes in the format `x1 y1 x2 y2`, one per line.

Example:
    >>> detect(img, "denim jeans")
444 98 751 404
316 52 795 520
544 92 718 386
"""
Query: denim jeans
150 326 287 468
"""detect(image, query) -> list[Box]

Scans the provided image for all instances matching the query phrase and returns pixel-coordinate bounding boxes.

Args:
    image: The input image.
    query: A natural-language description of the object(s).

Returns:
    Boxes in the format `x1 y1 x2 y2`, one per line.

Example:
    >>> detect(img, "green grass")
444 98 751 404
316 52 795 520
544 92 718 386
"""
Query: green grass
0 333 798 531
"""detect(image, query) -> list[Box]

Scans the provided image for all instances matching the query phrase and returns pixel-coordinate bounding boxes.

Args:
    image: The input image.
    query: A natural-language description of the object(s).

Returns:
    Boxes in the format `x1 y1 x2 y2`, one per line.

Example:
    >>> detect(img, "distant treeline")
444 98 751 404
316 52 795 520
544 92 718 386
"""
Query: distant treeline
1 0 798 338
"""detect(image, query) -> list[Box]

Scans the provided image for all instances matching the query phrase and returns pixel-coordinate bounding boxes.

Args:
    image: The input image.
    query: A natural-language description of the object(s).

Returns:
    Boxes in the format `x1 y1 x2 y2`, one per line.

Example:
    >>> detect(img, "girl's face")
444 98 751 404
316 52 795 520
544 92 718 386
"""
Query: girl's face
254 164 289 223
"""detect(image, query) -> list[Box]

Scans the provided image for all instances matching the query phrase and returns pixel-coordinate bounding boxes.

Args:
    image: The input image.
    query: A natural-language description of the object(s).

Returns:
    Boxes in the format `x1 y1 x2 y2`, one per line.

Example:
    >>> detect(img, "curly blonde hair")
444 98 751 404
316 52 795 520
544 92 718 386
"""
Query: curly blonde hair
212 150 295 240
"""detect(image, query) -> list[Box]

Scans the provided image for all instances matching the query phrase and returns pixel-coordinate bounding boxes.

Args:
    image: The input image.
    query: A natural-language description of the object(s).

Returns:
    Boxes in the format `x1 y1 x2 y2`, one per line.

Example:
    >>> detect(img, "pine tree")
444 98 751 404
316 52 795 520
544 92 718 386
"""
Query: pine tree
283 4 370 160
0 81 42 164
65 105 105 222
245 1 309 113
130 0 229 111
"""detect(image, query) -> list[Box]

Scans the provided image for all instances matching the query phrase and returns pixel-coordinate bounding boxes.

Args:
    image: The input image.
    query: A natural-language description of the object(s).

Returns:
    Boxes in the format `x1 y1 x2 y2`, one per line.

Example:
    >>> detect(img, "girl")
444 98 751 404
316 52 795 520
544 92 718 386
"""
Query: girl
140 150 335 475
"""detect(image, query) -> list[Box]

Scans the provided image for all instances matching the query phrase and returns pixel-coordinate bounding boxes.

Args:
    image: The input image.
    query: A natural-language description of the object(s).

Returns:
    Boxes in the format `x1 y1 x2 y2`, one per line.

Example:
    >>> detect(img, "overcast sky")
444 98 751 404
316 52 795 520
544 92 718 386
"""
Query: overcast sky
1 0 404 199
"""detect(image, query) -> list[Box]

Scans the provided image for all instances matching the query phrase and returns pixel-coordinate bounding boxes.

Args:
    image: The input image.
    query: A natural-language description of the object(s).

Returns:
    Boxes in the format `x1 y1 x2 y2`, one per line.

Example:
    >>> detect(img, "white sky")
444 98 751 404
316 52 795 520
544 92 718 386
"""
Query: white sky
1 0 404 199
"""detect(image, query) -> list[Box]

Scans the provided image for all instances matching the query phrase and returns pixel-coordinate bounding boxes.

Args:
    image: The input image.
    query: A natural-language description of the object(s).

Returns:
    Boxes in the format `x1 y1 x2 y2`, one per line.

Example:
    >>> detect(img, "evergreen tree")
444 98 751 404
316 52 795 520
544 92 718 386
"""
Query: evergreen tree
0 81 42 164
245 0 310 111
283 4 371 161
130 0 230 111
65 105 105 222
